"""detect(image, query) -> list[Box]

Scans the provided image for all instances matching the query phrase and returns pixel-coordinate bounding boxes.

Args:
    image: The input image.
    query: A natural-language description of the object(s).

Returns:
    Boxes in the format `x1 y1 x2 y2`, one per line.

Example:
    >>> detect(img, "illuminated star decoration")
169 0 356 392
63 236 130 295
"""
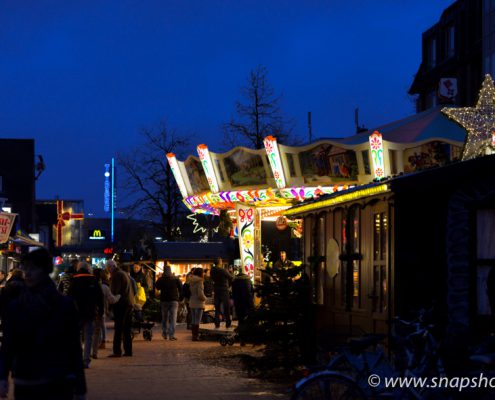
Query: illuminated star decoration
442 74 495 160
54 200 84 247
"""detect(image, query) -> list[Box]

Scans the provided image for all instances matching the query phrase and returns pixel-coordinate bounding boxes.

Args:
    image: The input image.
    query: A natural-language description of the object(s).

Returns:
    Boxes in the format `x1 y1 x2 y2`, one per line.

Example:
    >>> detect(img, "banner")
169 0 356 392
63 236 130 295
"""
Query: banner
0 213 17 244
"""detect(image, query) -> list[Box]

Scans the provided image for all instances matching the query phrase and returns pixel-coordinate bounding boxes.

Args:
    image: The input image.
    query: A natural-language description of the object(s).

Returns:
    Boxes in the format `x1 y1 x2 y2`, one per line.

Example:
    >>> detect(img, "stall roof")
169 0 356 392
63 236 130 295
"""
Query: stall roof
154 241 231 261
286 154 495 216
331 106 467 145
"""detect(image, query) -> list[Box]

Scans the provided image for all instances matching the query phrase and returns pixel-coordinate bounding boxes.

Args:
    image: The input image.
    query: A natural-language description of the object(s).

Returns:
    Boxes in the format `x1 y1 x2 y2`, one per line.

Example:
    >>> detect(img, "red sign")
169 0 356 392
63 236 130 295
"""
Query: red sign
104 248 113 255
0 213 16 244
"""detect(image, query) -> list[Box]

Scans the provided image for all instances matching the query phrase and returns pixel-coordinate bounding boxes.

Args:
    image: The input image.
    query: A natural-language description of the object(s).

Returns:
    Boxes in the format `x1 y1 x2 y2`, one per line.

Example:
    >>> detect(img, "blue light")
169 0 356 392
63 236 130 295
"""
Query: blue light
111 158 115 243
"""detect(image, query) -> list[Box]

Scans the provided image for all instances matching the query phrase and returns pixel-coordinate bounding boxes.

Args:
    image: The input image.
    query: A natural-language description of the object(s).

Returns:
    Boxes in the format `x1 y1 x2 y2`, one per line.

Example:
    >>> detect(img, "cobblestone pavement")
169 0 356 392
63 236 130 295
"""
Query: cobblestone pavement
85 323 289 400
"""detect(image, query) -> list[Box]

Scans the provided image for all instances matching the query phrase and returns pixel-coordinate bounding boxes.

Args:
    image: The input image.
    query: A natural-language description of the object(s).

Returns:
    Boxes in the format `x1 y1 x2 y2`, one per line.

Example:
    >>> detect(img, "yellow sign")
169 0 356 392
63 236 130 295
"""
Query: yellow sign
89 229 106 240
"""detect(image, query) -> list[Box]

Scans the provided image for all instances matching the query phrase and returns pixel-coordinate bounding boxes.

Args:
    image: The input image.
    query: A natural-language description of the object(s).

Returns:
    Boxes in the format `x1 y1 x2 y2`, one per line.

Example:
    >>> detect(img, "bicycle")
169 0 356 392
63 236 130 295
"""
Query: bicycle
292 310 448 400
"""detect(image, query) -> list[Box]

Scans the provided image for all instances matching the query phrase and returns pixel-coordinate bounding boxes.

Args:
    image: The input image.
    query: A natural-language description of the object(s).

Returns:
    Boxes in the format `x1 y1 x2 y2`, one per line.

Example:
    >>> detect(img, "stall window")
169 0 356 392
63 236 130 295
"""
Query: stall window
341 206 362 309
476 209 495 315
316 214 326 305
372 212 387 313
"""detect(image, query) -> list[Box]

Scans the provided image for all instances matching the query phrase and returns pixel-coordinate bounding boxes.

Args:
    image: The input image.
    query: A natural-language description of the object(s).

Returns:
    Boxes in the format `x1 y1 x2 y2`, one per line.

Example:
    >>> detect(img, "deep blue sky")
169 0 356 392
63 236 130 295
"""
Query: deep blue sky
0 0 454 217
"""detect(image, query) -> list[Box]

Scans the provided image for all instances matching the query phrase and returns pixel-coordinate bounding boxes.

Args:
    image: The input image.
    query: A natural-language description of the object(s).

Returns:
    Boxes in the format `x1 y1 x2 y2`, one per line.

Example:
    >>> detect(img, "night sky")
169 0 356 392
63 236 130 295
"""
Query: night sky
0 0 454 217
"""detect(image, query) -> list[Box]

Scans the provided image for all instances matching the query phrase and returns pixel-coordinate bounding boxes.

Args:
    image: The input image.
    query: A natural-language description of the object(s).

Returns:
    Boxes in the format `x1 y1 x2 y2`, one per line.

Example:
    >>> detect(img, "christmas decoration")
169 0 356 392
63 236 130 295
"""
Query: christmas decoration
442 74 495 160
54 200 84 247
186 213 219 235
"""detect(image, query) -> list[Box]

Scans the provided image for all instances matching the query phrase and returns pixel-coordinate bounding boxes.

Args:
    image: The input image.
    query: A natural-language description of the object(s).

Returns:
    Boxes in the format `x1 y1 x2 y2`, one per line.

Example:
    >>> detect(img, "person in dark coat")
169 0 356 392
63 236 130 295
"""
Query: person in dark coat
0 248 86 400
131 263 148 291
210 257 233 328
107 260 134 357
0 269 25 321
232 269 254 345
68 262 104 369
155 265 182 340
57 259 78 296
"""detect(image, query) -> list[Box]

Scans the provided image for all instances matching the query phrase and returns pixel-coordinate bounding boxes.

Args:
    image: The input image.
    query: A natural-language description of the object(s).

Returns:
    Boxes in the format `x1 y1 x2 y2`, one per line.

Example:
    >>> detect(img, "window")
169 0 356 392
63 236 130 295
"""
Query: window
316 215 326 305
445 25 455 58
372 212 387 314
426 90 438 109
362 150 371 175
341 206 362 309
427 38 437 70
215 159 225 182
389 150 397 175
286 153 297 177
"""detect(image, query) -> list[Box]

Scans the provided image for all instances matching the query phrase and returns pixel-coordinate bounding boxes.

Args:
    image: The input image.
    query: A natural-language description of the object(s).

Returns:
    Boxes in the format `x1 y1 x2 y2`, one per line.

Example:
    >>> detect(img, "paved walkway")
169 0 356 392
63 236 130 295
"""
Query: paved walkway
85 323 288 400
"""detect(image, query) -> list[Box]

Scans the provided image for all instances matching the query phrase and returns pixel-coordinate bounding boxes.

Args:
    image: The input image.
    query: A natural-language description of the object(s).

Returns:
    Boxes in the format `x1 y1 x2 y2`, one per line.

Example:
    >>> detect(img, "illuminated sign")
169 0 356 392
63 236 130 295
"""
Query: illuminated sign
89 229 106 240
54 201 84 247
369 131 385 180
103 247 113 254
197 144 220 193
104 163 111 212
263 135 287 188
166 153 189 198
236 204 256 279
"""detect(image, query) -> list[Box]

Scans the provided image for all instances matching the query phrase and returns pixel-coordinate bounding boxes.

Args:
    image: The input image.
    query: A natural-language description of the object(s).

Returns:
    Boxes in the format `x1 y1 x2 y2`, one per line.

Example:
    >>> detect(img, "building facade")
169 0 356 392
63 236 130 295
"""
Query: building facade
409 0 483 112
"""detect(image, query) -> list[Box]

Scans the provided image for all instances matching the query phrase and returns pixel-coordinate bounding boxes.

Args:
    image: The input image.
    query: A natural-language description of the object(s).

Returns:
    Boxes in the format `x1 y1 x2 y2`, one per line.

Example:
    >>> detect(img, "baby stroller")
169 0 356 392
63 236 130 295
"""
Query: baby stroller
131 309 154 341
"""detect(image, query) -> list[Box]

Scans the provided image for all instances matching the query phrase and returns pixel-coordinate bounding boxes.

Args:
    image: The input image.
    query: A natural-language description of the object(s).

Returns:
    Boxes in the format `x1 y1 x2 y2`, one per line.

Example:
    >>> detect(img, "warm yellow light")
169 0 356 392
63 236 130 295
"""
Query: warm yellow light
284 184 389 215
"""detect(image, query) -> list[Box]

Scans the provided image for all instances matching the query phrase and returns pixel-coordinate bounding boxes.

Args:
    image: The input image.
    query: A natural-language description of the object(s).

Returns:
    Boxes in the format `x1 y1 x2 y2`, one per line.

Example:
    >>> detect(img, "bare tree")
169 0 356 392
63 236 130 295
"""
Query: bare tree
118 122 191 241
223 65 296 149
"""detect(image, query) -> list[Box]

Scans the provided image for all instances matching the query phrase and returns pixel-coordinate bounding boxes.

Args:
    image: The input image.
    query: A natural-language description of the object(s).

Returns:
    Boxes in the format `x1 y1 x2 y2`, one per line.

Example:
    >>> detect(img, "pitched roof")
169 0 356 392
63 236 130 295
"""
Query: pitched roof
332 106 467 145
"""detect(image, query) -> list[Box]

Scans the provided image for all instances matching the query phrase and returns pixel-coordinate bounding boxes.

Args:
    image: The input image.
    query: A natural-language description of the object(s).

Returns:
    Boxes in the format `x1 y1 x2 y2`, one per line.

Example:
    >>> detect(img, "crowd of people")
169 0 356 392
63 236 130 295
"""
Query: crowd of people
0 248 293 399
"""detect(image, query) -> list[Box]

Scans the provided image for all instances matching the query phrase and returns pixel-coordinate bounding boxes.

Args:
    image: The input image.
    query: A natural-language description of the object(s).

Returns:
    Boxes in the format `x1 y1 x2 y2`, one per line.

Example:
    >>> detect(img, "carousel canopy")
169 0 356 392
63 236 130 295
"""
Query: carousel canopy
168 107 467 215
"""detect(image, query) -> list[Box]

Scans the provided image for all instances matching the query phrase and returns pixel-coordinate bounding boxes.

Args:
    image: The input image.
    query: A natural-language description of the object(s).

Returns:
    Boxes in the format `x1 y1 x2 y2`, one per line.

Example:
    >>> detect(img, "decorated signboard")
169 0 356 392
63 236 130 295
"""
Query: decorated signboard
0 213 16 244
369 131 384 180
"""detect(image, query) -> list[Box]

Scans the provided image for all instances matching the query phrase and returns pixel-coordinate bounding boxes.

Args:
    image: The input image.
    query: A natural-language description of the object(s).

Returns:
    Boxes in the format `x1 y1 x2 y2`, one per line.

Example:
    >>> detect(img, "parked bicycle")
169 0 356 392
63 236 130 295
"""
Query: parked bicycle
291 310 447 400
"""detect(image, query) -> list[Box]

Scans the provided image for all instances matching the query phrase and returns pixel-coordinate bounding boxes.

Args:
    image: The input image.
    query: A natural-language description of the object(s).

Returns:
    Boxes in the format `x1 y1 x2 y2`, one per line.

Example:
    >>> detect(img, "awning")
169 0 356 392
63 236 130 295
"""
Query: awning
10 233 44 247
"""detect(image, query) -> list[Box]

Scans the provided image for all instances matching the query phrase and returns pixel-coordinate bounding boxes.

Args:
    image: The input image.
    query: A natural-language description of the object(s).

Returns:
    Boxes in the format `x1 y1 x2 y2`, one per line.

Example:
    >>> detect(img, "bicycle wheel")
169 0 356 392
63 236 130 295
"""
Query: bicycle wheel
292 372 366 400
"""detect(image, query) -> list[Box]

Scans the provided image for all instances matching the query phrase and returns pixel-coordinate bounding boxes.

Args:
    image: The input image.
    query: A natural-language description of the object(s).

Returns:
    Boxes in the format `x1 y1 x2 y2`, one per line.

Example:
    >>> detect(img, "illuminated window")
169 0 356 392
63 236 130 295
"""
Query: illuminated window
372 212 387 313
341 206 361 309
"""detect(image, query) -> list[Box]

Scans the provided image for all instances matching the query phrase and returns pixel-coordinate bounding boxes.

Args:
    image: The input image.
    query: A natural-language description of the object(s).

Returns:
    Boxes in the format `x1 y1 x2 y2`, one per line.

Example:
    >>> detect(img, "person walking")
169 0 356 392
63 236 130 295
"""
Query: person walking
68 261 104 369
0 248 86 400
182 272 193 330
189 268 206 341
106 260 134 357
232 269 254 345
155 265 182 340
57 259 78 296
210 257 233 328
91 268 120 358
